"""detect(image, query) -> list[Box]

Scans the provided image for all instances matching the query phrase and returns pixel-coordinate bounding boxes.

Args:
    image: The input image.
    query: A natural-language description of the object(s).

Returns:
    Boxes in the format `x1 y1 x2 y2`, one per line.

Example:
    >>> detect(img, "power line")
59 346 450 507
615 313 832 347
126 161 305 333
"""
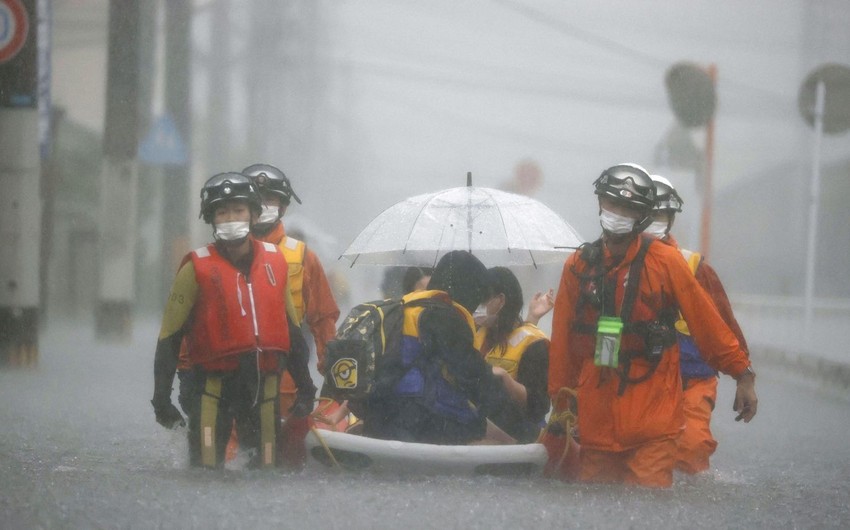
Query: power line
337 56 661 109
365 85 610 155
491 0 790 105
490 0 667 69
331 55 791 121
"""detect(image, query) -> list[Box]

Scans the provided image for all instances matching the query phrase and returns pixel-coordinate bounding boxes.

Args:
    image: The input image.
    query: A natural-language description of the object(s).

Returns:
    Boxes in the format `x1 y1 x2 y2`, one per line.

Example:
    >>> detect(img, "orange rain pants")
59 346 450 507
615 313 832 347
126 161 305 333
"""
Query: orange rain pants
580 438 677 488
675 376 718 474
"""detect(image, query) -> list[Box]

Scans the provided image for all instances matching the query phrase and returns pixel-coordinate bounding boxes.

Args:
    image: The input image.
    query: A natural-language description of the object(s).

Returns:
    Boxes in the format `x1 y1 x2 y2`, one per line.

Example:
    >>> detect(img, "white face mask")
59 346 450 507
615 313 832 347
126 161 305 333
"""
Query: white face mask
599 208 636 234
644 220 670 239
473 300 500 328
214 221 250 241
257 204 280 225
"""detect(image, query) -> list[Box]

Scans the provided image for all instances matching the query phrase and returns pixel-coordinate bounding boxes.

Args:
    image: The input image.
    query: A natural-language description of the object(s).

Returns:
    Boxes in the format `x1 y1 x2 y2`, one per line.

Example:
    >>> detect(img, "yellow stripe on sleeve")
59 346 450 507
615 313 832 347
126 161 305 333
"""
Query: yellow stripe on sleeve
158 261 200 340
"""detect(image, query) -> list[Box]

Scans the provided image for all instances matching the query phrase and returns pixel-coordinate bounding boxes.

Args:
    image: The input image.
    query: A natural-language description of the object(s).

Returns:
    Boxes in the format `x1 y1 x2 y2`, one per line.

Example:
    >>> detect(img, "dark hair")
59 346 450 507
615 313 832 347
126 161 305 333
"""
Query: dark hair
402 267 434 294
427 251 489 312
486 267 524 352
380 267 406 299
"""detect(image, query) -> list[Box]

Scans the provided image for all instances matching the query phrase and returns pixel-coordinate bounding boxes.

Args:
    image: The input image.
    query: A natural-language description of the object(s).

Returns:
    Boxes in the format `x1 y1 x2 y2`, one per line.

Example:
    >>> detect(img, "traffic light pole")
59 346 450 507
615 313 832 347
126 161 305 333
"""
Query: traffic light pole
699 64 717 258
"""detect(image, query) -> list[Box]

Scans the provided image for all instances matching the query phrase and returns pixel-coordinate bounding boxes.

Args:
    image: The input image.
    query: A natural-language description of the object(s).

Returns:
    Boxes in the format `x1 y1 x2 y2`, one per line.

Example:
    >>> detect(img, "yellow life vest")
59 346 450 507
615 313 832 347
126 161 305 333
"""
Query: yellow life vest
279 236 306 321
674 248 702 336
403 290 475 339
476 323 548 379
398 290 477 408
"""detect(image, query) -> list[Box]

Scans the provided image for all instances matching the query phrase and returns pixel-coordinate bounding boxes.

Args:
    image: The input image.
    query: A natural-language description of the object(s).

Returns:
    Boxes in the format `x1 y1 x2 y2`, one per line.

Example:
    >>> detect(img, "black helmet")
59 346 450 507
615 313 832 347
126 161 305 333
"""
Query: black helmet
650 174 683 212
593 163 656 212
242 163 302 205
199 172 262 224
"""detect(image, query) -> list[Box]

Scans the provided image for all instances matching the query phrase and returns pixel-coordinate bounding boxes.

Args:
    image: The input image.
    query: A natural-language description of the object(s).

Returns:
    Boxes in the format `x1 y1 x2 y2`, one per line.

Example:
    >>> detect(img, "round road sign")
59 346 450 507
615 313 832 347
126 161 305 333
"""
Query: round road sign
798 63 850 135
0 0 29 64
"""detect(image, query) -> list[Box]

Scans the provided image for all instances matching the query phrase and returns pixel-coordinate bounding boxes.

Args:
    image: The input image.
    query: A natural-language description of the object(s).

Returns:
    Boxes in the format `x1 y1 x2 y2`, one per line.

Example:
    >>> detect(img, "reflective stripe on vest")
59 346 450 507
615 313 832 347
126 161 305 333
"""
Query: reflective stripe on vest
280 236 306 321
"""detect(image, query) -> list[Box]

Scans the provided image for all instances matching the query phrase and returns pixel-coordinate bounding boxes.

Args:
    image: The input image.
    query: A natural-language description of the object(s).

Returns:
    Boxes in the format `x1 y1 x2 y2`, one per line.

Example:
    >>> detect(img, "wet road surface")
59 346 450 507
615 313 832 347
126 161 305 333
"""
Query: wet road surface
1 320 848 529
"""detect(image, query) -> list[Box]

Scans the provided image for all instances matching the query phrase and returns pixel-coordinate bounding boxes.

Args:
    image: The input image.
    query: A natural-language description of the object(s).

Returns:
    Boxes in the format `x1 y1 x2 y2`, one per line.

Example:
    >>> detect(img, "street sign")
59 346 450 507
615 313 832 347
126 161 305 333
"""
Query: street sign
798 63 850 135
0 0 35 108
139 114 188 166
0 0 28 64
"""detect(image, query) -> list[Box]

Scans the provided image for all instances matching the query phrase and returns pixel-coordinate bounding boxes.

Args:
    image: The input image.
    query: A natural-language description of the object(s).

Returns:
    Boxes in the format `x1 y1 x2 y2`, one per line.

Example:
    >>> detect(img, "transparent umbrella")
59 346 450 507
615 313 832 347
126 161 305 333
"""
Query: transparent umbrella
340 181 584 268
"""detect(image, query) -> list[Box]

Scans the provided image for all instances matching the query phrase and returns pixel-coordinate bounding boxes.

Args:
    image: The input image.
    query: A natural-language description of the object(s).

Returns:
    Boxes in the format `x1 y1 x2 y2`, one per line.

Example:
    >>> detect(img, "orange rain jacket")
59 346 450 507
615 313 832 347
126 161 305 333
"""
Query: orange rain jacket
662 235 749 474
548 235 751 452
258 222 340 370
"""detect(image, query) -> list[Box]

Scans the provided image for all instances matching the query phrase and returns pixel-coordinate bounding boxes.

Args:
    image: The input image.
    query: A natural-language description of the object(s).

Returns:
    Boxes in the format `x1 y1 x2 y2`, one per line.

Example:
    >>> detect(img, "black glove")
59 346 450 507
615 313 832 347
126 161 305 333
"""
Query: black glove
151 399 186 429
288 394 315 418
152 334 184 429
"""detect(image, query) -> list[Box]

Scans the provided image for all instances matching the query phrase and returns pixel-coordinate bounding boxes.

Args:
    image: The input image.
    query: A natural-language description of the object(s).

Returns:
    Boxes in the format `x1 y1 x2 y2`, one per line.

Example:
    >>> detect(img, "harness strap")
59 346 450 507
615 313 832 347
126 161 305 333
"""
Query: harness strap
615 237 657 395
620 236 653 323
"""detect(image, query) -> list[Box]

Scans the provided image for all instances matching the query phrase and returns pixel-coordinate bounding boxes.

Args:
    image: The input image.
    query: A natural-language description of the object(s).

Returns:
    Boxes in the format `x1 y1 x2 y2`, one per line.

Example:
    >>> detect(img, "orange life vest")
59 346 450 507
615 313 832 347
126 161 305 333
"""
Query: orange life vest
187 240 290 372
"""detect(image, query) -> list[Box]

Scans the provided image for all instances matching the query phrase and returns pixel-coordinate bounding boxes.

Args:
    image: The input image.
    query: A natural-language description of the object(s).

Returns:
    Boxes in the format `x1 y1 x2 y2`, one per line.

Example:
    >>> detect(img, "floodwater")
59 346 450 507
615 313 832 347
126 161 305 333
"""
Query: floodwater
1 318 849 529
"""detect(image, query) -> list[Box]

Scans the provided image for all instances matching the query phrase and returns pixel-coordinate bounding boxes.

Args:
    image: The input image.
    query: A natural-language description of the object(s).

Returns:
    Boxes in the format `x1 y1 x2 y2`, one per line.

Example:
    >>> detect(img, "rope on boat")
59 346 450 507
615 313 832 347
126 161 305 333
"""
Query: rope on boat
539 387 579 471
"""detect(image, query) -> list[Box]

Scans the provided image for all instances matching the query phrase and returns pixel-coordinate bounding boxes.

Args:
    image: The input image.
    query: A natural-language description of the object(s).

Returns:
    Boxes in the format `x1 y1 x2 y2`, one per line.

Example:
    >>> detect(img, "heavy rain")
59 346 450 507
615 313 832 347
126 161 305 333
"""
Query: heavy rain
1 0 849 528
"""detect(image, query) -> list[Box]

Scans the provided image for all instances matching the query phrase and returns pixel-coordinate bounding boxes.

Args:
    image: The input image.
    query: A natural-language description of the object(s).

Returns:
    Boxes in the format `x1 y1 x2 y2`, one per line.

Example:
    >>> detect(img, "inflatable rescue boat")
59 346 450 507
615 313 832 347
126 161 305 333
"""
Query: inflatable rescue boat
305 428 549 476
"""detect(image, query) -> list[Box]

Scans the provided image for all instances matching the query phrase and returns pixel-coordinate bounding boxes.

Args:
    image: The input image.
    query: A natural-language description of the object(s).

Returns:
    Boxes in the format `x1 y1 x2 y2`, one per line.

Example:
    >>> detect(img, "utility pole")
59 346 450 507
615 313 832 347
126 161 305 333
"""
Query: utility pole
207 0 230 173
161 0 191 296
96 0 141 339
0 0 42 367
245 1 328 209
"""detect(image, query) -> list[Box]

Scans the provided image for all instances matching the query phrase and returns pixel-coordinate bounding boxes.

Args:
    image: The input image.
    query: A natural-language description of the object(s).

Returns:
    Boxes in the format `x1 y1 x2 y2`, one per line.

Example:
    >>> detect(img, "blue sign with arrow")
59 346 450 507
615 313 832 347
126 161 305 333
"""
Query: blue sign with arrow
139 114 188 166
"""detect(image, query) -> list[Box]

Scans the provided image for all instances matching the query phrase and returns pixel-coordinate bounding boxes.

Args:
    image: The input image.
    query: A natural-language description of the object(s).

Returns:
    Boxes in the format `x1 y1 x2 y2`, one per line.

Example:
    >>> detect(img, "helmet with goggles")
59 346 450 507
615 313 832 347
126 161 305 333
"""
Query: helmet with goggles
199 172 262 224
242 163 302 205
593 163 656 213
649 174 683 212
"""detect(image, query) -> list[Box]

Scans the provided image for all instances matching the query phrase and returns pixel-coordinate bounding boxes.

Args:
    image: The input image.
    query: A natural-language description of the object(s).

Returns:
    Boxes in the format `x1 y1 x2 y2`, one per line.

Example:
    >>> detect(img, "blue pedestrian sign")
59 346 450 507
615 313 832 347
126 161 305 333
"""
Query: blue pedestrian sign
139 114 188 166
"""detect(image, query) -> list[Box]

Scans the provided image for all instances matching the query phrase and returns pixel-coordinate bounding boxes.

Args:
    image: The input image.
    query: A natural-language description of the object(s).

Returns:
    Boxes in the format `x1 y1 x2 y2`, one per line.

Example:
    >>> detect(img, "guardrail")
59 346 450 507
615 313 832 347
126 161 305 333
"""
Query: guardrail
731 295 850 382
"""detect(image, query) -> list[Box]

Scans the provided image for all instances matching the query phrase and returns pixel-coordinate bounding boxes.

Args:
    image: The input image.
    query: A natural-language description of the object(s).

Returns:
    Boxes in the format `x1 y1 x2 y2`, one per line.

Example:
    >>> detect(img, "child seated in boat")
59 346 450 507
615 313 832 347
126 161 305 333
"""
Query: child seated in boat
474 267 553 443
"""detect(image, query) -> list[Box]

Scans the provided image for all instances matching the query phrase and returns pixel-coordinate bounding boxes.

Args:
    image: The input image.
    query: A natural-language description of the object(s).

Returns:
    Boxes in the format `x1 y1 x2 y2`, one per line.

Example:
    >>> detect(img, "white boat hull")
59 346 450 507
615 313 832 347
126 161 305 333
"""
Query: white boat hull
306 429 548 476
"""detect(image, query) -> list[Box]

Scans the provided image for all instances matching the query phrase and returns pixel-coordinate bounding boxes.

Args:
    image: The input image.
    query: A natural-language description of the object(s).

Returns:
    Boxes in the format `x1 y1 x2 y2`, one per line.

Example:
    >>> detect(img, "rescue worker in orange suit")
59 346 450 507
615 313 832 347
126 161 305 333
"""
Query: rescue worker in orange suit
646 174 750 474
548 163 758 488
243 164 340 376
242 164 340 462
151 173 316 469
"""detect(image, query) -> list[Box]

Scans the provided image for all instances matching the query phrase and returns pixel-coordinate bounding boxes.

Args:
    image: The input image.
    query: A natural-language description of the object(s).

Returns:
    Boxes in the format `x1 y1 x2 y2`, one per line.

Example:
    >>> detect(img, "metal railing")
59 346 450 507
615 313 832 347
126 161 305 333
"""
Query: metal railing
731 294 850 365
